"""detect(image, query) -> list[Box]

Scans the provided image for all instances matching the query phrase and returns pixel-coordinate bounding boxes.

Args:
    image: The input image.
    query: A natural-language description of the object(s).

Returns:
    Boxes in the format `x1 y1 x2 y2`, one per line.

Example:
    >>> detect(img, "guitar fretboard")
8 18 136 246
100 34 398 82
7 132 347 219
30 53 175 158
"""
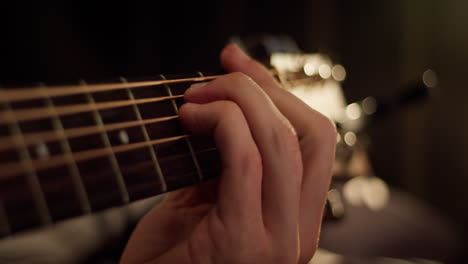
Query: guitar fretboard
0 73 222 237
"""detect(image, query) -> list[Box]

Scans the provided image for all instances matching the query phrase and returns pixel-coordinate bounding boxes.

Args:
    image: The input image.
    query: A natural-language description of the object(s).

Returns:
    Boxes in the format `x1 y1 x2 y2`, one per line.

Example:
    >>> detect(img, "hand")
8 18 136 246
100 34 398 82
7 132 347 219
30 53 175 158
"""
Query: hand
120 44 336 264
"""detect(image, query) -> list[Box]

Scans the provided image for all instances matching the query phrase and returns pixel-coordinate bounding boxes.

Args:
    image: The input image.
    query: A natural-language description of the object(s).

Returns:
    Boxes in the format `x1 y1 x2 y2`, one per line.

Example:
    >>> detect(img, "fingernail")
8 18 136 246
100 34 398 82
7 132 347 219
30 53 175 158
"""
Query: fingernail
230 43 251 60
186 82 209 97
181 102 197 110
189 82 208 90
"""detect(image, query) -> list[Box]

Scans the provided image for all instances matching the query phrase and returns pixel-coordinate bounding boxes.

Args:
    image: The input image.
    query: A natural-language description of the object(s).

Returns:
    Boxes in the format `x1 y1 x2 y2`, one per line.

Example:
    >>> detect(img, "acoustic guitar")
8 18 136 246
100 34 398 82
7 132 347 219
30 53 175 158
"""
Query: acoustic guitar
0 72 230 237
0 51 348 240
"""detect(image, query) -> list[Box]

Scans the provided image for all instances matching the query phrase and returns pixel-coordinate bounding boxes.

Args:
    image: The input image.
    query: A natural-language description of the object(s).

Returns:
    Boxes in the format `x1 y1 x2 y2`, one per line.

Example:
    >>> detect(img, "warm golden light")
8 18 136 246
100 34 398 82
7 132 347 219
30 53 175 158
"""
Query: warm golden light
327 189 345 218
344 131 357 146
422 69 438 88
362 177 390 211
318 64 332 79
345 103 362 120
304 63 316 76
331 64 346 81
362 96 377 115
343 176 390 211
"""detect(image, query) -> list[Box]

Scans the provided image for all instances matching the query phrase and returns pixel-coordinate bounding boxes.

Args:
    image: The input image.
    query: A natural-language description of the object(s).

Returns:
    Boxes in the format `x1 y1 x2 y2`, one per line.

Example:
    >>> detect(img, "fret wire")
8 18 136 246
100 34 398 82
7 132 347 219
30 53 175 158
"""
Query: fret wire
0 94 184 125
0 135 190 179
160 74 204 181
122 77 167 193
0 145 217 235
0 200 11 236
1 99 52 226
71 155 220 215
41 84 92 214
159 147 217 163
82 81 130 204
0 75 221 104
0 115 179 152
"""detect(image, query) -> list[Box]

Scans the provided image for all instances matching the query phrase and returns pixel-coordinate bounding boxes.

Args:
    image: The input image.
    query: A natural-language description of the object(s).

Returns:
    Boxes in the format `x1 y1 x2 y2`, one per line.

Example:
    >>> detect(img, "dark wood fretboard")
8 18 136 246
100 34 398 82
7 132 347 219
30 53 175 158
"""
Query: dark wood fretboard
0 73 222 237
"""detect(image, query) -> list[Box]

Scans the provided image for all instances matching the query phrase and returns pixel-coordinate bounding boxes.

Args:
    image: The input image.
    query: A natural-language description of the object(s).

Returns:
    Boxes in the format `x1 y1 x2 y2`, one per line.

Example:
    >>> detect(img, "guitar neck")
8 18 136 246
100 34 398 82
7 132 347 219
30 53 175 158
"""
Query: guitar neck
0 73 222 237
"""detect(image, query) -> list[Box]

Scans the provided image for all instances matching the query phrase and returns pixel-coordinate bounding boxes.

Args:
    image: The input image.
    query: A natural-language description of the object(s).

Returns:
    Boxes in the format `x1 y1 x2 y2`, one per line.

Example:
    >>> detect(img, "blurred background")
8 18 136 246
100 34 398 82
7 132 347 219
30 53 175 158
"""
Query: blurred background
1 0 467 263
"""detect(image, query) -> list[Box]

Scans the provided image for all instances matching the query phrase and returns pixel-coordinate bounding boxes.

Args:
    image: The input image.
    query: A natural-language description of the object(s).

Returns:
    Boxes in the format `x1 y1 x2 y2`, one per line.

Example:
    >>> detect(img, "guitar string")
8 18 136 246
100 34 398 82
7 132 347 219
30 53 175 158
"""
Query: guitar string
0 70 291 231
0 115 179 151
0 69 288 122
0 75 221 104
0 141 217 183
0 69 294 149
0 134 201 178
41 84 92 214
1 99 52 225
0 71 274 124
123 76 168 193
0 80 216 181
65 163 220 217
0 148 220 230
0 69 288 117
0 68 289 104
0 70 287 181
83 80 130 205
0 94 184 125
161 73 204 182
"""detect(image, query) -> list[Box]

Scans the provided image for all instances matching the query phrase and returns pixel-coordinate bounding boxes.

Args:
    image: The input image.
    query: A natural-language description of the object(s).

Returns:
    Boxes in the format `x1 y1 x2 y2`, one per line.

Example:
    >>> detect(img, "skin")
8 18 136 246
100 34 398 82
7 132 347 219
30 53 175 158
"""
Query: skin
120 44 336 264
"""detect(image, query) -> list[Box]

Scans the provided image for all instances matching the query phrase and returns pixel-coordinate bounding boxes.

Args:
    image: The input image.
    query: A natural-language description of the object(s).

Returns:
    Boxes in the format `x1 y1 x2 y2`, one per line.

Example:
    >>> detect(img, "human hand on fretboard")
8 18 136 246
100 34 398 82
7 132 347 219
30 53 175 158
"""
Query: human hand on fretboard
120 44 336 264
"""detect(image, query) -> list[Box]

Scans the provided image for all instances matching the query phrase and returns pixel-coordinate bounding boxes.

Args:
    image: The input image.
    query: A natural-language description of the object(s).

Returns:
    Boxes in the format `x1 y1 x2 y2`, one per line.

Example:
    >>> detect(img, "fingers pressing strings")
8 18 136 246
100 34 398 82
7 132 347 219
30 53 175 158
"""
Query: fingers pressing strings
184 74 303 242
179 101 263 229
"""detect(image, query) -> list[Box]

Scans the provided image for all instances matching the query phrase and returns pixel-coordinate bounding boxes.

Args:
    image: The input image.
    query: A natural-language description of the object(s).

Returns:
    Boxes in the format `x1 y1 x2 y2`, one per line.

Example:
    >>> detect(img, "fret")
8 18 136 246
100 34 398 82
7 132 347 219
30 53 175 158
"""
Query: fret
160 74 204 182
54 91 125 210
90 81 165 201
1 96 77 229
192 144 222 180
0 200 11 236
122 77 167 193
128 76 198 191
82 81 130 204
0 75 225 237
41 85 92 215
1 100 52 226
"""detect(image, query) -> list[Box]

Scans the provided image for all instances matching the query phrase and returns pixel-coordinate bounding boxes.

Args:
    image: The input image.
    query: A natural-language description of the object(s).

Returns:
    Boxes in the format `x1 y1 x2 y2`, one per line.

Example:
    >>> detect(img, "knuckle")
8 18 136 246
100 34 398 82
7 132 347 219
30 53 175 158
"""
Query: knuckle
319 116 338 146
310 111 337 146
242 145 262 178
229 71 250 81
218 100 242 118
274 122 302 168
228 72 258 88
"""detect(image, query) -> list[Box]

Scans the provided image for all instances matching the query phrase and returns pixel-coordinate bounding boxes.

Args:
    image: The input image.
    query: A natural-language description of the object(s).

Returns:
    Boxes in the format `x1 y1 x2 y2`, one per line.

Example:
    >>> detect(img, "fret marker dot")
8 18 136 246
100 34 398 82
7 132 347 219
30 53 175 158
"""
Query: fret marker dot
36 142 50 159
119 130 129 144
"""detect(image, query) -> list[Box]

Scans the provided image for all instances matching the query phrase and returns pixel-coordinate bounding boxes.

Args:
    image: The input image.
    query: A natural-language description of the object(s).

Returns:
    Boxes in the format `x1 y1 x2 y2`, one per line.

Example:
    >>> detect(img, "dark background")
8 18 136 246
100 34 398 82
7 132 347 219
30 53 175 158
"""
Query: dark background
2 0 467 256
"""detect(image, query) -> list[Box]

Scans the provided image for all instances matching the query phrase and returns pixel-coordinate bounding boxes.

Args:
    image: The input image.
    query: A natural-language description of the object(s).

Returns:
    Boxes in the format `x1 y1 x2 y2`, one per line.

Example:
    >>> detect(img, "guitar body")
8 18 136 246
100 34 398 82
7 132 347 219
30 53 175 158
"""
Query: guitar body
0 41 348 262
